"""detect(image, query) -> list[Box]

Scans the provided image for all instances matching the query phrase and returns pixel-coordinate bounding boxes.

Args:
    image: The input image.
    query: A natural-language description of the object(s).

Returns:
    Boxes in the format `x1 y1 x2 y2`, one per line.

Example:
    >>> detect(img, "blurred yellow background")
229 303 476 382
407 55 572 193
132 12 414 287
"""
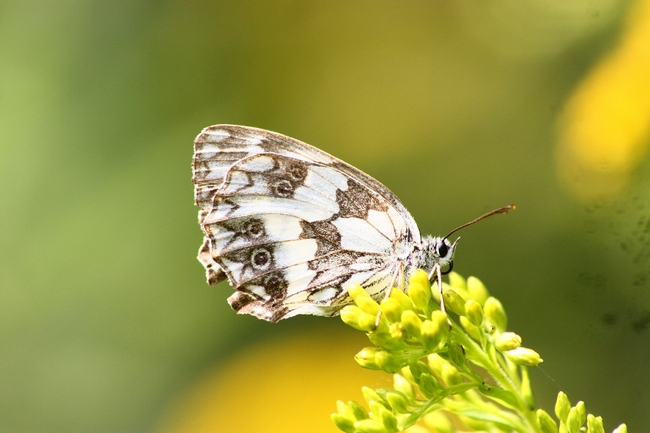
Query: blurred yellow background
2 1 650 432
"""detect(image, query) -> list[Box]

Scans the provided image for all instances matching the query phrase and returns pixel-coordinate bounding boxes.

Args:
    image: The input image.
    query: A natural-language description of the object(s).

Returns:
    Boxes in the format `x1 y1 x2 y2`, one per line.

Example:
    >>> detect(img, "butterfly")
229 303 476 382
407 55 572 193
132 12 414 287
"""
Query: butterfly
192 125 513 322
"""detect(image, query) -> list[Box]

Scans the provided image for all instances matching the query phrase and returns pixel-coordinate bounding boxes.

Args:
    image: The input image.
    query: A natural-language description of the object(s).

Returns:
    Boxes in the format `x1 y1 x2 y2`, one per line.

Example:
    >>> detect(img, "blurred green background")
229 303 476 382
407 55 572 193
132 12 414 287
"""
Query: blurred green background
2 1 650 432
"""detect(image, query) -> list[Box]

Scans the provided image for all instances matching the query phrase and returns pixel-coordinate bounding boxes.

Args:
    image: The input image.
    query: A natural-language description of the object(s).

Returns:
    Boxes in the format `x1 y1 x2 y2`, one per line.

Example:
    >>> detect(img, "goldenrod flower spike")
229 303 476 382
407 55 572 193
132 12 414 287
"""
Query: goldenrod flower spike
334 271 627 432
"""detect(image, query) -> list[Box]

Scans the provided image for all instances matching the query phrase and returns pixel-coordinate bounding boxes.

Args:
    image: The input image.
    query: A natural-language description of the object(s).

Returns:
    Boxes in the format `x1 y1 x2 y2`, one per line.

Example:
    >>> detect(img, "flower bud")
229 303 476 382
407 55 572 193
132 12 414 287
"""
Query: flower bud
504 347 543 366
333 401 365 432
554 392 571 423
536 409 558 433
399 366 415 384
426 353 447 375
389 288 414 311
379 410 398 433
375 349 405 373
341 305 376 332
363 315 386 333
447 343 466 368
443 281 471 301
353 418 386 433
393 373 415 400
355 347 383 370
612 424 628 433
408 269 432 313
586 414 604 433
466 276 489 305
401 310 423 339
368 331 402 350
348 284 381 315
418 373 442 398
420 310 450 352
370 400 398 433
408 360 432 380
440 360 463 386
362 386 383 405
495 332 522 351
442 288 466 316
447 271 467 290
331 413 355 433
394 413 410 429
334 400 368 425
464 299 484 327
484 297 507 331
459 316 481 341
349 400 370 421
386 392 409 414
380 297 403 323
567 401 586 433
367 399 387 414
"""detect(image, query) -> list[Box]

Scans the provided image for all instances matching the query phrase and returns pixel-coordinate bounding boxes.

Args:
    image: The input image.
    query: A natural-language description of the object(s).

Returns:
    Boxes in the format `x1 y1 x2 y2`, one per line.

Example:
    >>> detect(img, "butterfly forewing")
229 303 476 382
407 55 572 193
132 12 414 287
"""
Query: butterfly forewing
193 125 332 212
192 125 422 322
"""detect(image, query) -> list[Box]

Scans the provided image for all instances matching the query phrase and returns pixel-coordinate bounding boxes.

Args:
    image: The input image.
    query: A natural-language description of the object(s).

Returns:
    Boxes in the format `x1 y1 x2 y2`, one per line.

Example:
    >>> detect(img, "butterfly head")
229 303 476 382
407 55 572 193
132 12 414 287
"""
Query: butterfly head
420 235 459 275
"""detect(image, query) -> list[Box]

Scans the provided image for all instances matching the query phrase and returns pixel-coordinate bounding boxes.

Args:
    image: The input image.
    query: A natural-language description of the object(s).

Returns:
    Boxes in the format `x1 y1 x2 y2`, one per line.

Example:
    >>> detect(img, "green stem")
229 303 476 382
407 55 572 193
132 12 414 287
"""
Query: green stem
450 325 542 433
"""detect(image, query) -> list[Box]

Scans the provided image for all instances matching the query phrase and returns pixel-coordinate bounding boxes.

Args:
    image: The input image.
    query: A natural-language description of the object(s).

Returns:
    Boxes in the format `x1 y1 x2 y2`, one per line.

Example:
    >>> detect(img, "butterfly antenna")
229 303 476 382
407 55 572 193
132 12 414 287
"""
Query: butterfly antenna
443 205 516 240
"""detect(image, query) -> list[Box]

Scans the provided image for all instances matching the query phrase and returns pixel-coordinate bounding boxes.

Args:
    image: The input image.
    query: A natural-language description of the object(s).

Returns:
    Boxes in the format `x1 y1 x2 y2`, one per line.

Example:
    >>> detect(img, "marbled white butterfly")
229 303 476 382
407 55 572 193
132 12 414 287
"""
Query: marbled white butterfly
192 125 513 322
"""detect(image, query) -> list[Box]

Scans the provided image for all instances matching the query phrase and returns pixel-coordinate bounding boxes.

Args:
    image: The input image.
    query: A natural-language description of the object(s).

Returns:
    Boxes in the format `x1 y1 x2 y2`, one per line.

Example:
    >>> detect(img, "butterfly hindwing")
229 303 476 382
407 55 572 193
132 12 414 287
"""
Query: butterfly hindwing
193 125 422 321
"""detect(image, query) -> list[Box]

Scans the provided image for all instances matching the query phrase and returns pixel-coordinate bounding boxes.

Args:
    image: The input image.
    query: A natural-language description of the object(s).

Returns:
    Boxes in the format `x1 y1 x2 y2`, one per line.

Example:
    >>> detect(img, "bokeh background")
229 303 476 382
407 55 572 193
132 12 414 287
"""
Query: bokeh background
2 1 650 432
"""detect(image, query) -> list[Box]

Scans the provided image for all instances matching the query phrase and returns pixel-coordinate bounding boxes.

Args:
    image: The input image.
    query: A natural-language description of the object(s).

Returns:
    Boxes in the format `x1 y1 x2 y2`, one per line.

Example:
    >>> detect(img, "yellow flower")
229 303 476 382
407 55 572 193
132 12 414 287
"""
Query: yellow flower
556 0 650 201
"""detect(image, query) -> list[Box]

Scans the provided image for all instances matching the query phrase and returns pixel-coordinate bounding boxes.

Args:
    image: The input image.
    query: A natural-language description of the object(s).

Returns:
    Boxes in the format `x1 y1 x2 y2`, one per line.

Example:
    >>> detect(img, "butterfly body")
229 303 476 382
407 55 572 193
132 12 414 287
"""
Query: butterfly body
193 125 457 322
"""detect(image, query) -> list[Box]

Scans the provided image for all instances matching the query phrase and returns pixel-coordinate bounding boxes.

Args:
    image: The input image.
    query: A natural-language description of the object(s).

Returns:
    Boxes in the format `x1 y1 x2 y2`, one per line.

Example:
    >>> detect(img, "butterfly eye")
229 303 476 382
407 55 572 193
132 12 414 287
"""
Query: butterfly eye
437 241 449 258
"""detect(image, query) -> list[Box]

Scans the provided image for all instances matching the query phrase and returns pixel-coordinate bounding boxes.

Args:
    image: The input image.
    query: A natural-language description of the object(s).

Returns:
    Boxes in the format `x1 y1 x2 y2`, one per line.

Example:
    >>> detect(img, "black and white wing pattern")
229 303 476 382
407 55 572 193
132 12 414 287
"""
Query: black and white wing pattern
192 125 424 322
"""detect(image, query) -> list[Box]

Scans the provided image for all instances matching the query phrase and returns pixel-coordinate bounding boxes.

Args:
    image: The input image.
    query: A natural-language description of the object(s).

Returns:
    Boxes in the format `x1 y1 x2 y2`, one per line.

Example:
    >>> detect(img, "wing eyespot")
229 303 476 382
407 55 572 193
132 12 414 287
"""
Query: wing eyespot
263 273 288 297
250 248 272 270
273 179 294 197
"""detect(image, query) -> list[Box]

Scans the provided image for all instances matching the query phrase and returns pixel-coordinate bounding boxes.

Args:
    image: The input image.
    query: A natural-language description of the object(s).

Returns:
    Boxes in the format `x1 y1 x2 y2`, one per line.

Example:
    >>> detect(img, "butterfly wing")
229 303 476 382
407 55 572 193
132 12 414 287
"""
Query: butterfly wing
193 125 342 286
192 125 421 322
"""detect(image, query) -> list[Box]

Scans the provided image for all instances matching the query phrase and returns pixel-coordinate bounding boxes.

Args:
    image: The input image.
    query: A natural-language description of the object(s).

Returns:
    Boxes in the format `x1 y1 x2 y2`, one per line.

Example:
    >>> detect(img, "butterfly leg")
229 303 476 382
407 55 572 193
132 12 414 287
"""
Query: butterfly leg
428 264 446 315
428 264 453 328
384 264 404 301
